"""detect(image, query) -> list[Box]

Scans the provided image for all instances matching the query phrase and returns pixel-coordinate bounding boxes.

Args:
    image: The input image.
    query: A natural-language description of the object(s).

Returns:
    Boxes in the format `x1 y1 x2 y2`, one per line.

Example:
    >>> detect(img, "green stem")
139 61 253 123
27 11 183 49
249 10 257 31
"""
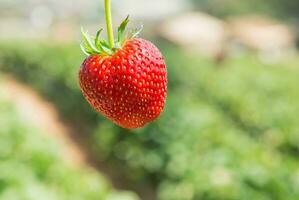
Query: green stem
104 0 114 48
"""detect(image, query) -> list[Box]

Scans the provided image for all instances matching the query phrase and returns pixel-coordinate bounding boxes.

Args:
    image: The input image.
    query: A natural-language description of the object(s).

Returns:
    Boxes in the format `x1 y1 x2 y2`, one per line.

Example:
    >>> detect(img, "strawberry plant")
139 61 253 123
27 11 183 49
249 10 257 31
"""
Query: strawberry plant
2 40 299 200
0 96 139 200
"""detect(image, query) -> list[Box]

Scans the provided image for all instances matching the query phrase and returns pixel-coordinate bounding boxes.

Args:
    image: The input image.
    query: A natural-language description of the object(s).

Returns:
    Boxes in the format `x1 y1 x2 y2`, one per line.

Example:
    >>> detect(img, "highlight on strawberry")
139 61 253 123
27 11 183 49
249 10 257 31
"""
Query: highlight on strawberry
79 0 167 129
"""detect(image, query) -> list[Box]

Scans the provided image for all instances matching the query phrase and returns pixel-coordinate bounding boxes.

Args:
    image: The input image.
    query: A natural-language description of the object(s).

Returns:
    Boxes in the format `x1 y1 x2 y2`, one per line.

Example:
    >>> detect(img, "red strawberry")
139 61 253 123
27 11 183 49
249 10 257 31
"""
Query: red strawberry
79 14 167 129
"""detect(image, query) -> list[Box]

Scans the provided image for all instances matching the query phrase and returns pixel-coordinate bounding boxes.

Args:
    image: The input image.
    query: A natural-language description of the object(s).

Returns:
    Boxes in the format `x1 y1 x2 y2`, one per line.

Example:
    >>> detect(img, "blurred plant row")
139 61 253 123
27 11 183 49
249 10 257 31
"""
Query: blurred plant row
1 40 299 200
0 81 138 199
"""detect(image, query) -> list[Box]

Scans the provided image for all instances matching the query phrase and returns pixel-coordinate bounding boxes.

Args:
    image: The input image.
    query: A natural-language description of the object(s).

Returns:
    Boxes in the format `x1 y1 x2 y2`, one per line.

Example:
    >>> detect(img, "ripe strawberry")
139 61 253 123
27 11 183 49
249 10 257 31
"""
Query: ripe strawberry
79 15 167 129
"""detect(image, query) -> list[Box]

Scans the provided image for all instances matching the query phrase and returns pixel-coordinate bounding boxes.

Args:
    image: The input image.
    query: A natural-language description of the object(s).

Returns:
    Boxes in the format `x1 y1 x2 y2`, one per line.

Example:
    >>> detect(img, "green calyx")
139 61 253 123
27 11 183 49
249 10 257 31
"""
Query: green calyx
81 16 143 56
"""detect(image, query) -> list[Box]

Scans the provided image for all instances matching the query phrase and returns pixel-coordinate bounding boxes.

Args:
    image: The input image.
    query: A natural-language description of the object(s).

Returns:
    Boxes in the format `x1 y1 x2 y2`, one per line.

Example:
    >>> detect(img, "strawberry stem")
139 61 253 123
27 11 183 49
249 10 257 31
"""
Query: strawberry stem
104 0 114 49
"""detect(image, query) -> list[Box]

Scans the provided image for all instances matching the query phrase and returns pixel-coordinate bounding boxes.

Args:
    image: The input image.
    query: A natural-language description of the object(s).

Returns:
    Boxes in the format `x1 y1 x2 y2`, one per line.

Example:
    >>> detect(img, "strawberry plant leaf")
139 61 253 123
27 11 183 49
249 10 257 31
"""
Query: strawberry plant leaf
100 40 114 54
95 28 103 47
131 24 143 38
81 27 101 55
94 29 113 55
117 15 130 45
80 43 91 56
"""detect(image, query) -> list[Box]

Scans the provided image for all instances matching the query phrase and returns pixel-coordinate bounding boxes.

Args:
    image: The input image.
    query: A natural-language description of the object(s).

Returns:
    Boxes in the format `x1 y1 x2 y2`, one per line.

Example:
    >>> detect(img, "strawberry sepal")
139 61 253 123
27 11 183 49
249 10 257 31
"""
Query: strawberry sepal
80 16 143 56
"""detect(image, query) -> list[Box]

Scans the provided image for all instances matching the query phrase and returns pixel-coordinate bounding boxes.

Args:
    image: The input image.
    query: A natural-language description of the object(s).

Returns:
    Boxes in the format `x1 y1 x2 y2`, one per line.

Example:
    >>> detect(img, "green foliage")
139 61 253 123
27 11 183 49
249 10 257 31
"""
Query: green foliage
0 86 138 200
1 40 299 199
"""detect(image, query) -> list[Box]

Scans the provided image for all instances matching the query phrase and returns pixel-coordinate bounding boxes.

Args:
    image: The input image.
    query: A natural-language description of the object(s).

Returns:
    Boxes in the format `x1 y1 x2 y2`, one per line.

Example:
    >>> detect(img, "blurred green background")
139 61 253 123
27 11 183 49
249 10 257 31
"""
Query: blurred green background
1 0 299 200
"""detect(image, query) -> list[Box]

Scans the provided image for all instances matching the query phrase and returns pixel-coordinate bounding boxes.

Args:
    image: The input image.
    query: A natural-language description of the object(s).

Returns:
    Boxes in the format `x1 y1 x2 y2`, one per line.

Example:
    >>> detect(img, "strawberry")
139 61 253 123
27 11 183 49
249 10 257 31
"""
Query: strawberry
79 6 167 129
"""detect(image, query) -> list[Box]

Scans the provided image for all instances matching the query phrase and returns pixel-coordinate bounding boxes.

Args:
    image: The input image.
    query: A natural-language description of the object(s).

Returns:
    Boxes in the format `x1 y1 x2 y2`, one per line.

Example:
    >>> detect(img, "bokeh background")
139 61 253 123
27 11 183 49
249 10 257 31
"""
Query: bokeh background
1 0 299 200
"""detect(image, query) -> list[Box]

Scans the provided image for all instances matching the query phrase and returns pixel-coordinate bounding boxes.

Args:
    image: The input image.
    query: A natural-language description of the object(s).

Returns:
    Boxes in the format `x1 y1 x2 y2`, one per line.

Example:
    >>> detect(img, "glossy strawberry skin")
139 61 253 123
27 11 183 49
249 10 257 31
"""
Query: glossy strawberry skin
79 38 167 129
